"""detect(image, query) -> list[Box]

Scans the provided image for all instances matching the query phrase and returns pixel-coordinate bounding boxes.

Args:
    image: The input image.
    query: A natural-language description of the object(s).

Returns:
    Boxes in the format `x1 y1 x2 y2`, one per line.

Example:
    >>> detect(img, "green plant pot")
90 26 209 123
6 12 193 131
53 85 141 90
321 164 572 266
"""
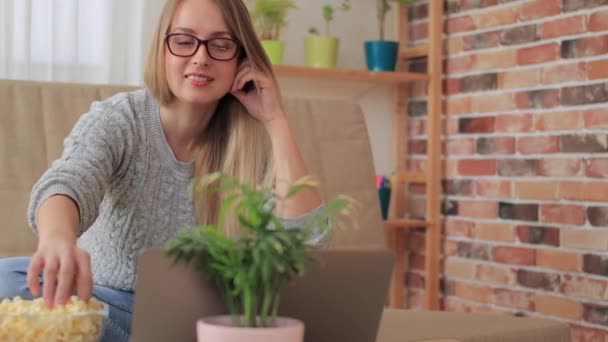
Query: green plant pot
305 36 339 68
261 40 284 65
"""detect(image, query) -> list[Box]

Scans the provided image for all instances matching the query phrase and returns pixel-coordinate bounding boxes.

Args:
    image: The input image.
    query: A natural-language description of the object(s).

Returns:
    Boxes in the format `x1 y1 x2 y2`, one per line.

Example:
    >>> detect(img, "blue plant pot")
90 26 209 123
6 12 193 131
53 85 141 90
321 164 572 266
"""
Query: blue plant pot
365 40 399 71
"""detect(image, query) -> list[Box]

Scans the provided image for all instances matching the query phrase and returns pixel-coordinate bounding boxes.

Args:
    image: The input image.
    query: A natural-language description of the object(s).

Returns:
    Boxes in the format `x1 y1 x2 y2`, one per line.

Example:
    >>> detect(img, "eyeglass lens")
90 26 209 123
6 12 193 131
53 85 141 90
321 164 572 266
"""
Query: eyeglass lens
167 34 238 60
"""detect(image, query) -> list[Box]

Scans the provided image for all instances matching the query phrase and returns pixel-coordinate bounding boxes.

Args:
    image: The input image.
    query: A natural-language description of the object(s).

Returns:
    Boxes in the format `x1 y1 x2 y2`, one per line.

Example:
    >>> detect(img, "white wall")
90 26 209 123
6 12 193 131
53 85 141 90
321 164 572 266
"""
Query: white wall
277 0 397 175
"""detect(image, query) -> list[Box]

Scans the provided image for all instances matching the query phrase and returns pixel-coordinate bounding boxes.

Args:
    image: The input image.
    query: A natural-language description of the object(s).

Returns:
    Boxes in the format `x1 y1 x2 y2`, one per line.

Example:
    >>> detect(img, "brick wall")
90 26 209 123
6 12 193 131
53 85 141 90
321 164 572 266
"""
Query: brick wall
404 0 608 339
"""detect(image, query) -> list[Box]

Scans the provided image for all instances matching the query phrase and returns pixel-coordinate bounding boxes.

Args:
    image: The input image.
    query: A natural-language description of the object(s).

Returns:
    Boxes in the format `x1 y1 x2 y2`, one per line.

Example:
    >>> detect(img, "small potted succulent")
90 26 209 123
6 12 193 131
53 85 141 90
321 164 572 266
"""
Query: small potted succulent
165 173 352 342
248 0 297 64
365 0 416 71
305 0 351 68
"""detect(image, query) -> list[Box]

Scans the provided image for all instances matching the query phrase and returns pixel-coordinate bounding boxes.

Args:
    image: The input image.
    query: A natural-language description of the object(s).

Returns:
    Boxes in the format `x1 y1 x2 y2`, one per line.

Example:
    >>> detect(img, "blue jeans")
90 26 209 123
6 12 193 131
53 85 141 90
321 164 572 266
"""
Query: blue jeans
0 257 132 342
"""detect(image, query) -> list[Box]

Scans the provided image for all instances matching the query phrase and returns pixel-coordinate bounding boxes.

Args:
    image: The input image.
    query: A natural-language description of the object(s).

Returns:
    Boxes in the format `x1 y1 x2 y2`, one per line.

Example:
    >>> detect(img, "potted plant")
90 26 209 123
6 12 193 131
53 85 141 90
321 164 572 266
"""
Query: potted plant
164 173 352 342
365 0 416 71
247 0 297 65
305 0 351 68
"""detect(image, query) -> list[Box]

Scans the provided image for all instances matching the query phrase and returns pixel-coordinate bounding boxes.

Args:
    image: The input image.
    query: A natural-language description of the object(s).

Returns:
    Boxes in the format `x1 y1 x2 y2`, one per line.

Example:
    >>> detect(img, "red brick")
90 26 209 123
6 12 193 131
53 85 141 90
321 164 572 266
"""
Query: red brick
560 228 608 250
540 204 586 225
517 136 560 154
446 138 475 155
588 59 608 80
445 97 472 115
444 219 474 237
458 159 497 176
493 246 535 266
454 281 491 302
459 200 498 219
444 240 460 259
475 49 517 70
476 264 515 285
586 158 608 178
475 222 514 242
535 294 583 320
515 89 561 109
444 78 460 95
561 274 607 301
409 119 425 136
445 159 459 177
498 68 541 89
444 258 477 279
471 93 516 112
561 181 608 202
516 225 560 246
514 181 560 200
446 36 464 55
542 62 586 84
560 134 608 153
517 43 560 65
476 179 511 197
409 21 428 40
443 297 471 313
498 159 540 177
589 9 608 31
537 249 581 272
463 31 500 51
563 35 608 58
446 15 476 34
476 137 515 155
459 117 495 134
539 158 583 177
495 114 534 132
446 118 459 135
446 55 475 74
569 324 608 342
540 15 586 39
491 288 534 310
535 111 583 131
519 0 560 20
473 6 519 28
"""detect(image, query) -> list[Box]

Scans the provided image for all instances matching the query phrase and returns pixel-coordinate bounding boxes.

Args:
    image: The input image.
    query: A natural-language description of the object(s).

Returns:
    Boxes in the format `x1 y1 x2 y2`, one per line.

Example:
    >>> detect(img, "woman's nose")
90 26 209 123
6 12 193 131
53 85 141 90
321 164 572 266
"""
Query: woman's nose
192 43 211 65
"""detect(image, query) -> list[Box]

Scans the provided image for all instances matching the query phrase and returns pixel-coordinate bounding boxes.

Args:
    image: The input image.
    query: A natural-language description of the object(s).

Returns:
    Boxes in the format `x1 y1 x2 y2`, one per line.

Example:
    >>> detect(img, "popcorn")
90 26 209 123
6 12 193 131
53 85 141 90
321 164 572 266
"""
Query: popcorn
0 295 107 342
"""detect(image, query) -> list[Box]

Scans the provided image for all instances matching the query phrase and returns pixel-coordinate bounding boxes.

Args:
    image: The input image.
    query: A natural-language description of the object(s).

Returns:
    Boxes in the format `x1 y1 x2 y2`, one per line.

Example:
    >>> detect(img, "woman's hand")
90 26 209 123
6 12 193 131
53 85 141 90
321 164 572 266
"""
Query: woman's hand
27 236 93 308
229 60 286 126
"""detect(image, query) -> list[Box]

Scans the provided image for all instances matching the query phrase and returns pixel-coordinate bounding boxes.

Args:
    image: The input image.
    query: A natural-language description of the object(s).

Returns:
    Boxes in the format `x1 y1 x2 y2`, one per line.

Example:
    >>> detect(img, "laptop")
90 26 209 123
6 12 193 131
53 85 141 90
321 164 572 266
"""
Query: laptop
131 248 394 342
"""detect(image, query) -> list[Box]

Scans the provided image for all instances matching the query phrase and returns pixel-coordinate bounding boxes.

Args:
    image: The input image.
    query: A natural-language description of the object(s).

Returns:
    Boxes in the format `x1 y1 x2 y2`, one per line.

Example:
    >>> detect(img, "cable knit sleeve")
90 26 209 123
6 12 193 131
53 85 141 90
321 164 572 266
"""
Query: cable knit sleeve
27 96 134 236
281 202 331 248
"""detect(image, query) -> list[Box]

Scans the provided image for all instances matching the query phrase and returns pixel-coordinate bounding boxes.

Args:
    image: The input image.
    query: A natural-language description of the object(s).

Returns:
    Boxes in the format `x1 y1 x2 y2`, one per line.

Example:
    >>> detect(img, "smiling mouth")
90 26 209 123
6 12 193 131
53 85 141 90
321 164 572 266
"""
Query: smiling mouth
186 75 214 83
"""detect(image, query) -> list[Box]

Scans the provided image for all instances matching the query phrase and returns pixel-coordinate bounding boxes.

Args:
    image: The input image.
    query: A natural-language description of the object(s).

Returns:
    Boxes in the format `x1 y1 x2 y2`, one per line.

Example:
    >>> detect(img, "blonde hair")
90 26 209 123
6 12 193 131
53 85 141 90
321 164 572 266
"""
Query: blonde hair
144 0 277 235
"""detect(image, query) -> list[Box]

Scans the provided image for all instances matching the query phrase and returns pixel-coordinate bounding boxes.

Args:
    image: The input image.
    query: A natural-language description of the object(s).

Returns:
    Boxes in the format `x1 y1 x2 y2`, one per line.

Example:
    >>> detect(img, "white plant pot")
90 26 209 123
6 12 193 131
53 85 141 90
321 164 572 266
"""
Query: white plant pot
197 315 304 342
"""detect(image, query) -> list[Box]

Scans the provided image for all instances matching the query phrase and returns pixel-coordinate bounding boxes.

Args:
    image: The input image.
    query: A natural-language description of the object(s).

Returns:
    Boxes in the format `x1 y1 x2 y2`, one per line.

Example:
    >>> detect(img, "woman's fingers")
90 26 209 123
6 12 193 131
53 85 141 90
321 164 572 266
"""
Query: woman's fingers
26 254 44 296
42 257 59 308
75 249 93 301
54 255 76 306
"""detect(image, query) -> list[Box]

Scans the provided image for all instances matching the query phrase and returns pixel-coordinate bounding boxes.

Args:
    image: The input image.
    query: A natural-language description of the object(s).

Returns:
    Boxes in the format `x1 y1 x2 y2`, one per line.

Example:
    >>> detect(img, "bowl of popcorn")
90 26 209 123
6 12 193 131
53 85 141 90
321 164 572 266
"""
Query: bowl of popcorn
0 295 108 342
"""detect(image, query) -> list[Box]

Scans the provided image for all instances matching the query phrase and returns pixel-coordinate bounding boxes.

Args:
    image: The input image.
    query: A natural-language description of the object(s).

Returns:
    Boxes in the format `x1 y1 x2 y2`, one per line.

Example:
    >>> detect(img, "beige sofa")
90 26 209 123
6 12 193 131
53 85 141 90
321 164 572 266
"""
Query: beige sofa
0 79 570 342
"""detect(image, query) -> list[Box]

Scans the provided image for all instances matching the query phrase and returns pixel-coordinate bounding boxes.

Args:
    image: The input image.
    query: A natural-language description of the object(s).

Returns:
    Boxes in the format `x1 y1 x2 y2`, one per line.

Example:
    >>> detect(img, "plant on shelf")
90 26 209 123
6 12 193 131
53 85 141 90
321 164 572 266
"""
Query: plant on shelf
247 0 297 64
377 0 416 41
365 0 417 72
305 0 351 68
165 173 353 341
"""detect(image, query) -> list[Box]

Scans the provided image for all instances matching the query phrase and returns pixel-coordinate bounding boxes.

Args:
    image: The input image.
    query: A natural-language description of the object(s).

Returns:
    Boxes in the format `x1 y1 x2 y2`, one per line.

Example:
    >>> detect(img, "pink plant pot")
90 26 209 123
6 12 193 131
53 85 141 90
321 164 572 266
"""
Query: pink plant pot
197 315 304 342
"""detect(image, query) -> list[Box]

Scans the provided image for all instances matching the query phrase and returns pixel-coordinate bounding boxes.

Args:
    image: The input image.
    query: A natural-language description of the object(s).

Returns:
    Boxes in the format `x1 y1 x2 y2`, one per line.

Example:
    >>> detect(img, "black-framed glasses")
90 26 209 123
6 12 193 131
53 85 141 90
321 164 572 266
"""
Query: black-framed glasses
165 33 240 61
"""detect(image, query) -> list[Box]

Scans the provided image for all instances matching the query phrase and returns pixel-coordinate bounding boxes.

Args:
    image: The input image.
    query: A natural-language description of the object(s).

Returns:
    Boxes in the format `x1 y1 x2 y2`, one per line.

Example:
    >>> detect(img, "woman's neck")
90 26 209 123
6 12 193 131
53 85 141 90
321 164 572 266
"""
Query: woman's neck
159 100 218 162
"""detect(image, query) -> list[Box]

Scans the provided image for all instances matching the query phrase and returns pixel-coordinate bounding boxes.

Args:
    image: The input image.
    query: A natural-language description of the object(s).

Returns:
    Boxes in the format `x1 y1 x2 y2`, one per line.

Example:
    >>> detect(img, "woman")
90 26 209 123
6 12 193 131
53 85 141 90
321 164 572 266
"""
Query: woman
0 0 326 341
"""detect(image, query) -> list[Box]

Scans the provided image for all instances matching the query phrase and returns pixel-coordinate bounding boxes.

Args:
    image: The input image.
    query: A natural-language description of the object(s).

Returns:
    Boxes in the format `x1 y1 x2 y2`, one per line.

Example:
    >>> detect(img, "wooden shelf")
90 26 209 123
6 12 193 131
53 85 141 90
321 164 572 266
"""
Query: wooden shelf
273 64 428 84
400 44 429 59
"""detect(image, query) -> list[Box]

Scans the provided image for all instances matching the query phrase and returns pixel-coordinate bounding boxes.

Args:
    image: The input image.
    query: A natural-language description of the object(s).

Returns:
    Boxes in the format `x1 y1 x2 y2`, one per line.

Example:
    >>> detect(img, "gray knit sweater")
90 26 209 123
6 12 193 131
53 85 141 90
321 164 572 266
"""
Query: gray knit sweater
28 89 327 291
